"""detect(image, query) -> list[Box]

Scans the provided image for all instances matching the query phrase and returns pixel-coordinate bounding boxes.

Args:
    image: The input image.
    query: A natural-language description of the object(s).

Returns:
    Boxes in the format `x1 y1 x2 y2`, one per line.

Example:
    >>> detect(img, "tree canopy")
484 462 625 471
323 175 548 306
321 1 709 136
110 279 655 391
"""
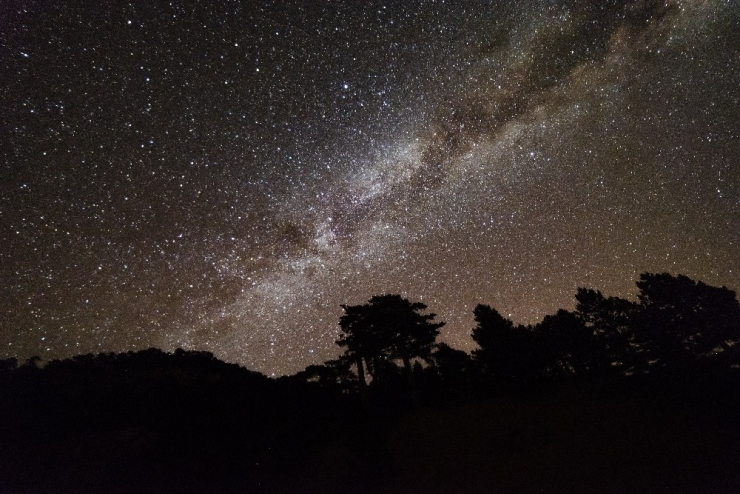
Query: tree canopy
467 273 740 383
306 273 740 396
337 294 444 387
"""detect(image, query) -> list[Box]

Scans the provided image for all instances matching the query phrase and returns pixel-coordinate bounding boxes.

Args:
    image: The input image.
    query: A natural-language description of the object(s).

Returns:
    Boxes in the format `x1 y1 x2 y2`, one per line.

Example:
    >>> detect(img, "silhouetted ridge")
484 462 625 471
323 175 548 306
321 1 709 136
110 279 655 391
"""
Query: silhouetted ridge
0 348 356 493
2 273 739 493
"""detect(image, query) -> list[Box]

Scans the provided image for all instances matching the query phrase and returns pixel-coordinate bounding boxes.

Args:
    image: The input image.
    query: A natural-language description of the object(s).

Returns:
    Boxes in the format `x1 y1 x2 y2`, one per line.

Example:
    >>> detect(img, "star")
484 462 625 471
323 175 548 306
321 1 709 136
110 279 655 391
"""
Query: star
1 0 738 375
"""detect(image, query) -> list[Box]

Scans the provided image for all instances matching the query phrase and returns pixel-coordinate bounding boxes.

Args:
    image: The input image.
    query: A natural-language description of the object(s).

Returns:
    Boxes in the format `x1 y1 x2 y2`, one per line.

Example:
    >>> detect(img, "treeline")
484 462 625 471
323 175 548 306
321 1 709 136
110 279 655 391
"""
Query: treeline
296 273 740 398
2 272 739 402
1 272 739 492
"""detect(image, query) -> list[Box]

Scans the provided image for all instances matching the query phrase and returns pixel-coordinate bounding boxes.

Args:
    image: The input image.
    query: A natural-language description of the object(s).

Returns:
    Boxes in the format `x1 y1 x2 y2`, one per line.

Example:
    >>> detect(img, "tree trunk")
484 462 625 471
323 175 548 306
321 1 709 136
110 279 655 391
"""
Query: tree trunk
401 355 412 384
401 355 419 407
356 357 367 389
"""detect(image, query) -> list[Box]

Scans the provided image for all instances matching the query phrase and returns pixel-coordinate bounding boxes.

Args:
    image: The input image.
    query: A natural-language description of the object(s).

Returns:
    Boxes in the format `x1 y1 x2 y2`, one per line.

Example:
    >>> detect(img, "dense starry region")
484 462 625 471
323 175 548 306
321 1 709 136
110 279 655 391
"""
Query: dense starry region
2 1 739 375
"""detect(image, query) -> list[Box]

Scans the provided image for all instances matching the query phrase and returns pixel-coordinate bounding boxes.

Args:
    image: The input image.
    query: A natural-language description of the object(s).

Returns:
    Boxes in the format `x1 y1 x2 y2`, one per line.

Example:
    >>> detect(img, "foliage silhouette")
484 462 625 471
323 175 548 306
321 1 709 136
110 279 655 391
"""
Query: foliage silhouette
574 288 639 373
467 273 740 389
471 304 541 384
337 294 444 390
1 272 739 492
294 356 359 392
429 342 477 386
635 272 740 368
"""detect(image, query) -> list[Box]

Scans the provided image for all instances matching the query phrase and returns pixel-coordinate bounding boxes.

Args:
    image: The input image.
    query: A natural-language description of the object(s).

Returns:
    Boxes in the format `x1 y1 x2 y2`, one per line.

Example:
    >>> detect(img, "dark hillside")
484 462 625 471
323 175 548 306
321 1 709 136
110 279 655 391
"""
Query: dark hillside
1 350 739 493
0 349 357 493
2 274 740 492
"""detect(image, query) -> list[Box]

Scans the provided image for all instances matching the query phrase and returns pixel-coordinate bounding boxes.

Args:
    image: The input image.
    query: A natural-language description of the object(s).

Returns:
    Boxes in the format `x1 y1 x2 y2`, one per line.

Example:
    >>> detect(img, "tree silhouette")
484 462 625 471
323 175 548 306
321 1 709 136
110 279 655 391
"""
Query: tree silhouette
575 288 639 373
636 273 740 368
431 343 475 380
294 357 359 392
471 304 541 382
535 309 601 377
336 302 379 388
337 294 444 387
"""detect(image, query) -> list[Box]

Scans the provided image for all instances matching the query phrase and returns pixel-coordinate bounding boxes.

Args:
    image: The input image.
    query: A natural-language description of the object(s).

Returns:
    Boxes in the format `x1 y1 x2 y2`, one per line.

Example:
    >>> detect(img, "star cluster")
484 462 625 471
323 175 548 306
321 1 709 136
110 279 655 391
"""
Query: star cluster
2 0 739 375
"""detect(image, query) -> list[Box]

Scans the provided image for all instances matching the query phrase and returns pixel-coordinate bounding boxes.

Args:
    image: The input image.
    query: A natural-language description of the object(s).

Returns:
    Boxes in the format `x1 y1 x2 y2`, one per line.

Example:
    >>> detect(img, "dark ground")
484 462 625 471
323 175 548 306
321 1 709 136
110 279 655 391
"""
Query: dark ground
1 351 739 493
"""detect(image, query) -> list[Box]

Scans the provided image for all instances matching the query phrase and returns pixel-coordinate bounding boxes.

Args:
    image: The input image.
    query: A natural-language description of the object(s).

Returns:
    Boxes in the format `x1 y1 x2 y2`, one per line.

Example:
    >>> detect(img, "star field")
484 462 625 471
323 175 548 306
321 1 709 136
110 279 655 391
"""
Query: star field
2 0 739 375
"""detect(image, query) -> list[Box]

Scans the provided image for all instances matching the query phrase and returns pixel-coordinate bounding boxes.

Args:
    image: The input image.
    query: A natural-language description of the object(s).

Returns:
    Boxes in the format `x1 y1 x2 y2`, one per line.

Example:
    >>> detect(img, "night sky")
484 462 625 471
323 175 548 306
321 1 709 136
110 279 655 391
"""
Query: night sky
2 0 739 376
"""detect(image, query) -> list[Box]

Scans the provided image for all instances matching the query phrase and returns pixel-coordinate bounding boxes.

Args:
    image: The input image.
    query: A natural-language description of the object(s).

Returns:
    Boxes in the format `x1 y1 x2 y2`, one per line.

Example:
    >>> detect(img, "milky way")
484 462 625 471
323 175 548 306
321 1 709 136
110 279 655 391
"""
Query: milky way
2 1 739 375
